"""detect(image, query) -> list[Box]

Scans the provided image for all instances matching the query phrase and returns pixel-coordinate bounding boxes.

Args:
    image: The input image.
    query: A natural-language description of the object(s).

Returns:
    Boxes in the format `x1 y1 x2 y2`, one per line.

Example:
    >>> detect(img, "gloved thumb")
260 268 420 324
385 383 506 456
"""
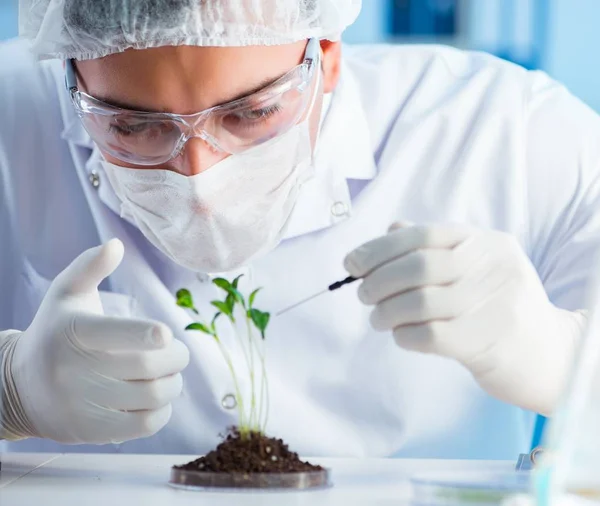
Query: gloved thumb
55 239 125 295
388 220 414 233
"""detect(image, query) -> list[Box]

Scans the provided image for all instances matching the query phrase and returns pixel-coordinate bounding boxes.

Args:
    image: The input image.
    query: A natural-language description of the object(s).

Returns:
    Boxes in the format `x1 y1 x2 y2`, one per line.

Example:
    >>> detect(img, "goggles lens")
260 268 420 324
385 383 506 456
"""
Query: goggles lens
68 41 320 166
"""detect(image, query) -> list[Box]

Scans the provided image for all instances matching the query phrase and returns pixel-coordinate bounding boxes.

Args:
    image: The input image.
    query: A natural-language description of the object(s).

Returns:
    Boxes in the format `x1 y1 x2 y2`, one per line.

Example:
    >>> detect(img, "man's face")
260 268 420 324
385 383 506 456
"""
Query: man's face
75 41 341 175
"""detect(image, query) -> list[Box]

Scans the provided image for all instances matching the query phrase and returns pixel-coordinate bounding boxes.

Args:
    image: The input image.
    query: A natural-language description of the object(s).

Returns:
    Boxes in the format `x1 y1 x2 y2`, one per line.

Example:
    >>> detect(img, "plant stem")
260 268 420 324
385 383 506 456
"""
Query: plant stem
245 316 258 431
229 313 255 432
215 338 247 434
248 324 269 433
260 342 270 433
231 316 253 429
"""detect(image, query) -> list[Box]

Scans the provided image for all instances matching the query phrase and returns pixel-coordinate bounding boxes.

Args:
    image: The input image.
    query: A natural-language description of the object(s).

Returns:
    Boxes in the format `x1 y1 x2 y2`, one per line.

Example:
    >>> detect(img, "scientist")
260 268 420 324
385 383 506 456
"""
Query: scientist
1 0 599 459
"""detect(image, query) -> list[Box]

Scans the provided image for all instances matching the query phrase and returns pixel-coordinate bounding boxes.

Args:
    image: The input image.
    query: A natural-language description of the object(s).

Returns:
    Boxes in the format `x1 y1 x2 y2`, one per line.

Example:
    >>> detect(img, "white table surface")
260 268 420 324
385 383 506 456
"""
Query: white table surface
0 453 59 490
0 453 517 506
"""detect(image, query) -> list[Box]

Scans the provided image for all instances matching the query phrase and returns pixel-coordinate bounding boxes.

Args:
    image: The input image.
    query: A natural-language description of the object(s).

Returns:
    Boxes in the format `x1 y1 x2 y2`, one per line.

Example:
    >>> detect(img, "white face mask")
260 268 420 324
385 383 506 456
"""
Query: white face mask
101 95 317 274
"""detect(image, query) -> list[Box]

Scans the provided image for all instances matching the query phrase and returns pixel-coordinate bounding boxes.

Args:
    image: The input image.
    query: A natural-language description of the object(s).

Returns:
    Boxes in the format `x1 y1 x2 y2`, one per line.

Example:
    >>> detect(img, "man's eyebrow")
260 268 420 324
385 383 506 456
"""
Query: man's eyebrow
94 75 282 114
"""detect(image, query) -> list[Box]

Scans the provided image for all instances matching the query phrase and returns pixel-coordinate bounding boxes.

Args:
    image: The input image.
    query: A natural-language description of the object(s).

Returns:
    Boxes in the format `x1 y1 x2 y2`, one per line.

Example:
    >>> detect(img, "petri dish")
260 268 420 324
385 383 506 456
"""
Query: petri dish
410 470 531 505
169 466 331 491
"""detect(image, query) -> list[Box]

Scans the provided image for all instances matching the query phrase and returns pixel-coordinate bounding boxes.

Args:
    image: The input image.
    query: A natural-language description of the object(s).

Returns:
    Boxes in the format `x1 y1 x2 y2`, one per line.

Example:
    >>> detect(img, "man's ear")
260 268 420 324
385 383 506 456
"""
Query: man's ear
320 40 342 93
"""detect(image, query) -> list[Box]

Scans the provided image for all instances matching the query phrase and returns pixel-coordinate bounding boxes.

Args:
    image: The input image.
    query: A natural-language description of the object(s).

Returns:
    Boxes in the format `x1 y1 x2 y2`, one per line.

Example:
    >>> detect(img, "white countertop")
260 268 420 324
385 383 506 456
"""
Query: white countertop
0 453 517 506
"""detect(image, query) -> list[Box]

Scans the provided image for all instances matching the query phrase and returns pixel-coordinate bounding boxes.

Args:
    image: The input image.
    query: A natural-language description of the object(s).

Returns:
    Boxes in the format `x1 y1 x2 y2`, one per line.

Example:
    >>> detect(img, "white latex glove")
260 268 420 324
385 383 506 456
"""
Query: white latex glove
0 239 189 444
344 224 587 416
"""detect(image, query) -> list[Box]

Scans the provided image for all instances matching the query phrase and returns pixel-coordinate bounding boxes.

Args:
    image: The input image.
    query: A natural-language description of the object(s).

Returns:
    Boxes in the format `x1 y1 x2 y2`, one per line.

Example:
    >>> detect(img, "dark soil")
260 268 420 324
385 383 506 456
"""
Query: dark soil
175 428 324 474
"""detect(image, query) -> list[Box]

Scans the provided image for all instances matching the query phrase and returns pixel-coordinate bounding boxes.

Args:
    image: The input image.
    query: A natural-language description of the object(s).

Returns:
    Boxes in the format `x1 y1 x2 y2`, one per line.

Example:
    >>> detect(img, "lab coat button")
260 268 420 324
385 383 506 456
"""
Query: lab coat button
89 170 100 189
221 394 237 410
331 201 349 217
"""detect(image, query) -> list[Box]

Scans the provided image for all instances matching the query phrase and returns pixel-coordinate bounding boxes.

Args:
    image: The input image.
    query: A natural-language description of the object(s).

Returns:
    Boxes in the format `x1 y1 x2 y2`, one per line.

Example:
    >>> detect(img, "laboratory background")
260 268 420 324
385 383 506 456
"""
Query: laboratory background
2 0 597 112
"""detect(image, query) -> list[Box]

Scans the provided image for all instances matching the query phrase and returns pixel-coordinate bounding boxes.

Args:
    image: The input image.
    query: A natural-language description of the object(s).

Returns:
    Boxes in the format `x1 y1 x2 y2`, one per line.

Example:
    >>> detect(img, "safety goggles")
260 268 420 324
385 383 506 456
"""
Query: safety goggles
65 38 321 166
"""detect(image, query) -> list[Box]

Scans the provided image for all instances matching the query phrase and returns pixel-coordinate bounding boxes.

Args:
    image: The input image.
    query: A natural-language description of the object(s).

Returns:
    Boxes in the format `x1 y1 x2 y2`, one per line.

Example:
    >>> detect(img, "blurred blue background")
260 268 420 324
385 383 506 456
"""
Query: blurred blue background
341 0 600 112
2 0 598 112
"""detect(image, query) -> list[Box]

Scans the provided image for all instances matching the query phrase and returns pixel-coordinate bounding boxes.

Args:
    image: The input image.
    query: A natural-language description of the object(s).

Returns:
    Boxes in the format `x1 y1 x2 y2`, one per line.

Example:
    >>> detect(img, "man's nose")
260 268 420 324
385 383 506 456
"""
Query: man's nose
176 137 230 176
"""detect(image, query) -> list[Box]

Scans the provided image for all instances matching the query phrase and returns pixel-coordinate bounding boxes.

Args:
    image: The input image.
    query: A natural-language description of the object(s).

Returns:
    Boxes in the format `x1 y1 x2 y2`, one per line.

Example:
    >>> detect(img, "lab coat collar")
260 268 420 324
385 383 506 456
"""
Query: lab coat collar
315 60 378 182
277 60 378 241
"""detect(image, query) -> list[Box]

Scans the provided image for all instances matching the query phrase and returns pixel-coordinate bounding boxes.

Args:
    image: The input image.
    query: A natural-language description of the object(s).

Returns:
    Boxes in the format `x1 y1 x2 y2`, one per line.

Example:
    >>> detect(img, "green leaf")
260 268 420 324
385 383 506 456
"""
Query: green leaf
176 289 199 315
185 322 213 335
230 286 245 306
211 300 231 316
226 293 235 314
261 313 271 339
248 288 261 308
211 301 234 322
249 309 270 339
213 277 232 292
232 274 244 289
213 278 245 307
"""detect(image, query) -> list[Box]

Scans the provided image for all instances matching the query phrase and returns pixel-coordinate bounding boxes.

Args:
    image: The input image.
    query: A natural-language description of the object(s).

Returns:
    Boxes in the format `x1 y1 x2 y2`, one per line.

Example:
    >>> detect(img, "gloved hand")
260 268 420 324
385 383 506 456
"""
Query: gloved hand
0 239 189 444
344 224 587 416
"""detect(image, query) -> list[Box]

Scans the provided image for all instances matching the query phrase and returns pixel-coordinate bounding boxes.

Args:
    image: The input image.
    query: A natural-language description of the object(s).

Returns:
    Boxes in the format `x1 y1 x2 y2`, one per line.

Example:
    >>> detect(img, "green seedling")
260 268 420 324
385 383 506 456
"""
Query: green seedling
176 276 271 440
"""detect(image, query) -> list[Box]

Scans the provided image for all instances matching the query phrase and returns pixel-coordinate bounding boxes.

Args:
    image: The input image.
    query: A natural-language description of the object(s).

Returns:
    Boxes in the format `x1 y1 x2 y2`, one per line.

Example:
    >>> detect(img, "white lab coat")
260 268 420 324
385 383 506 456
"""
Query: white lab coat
2 38 600 460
